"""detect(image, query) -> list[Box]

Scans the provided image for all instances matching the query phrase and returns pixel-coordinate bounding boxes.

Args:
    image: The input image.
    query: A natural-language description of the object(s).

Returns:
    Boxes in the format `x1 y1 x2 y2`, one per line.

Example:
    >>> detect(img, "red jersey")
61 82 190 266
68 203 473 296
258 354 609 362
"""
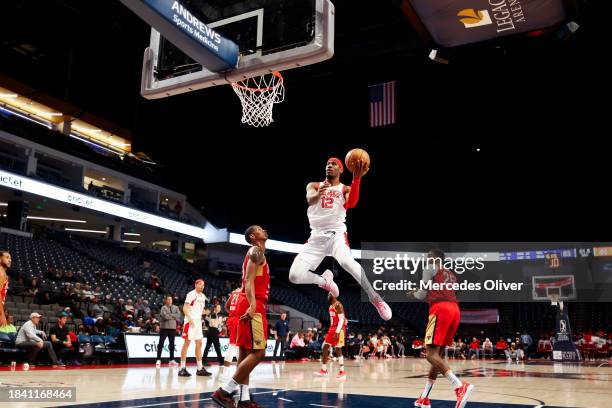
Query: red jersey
227 290 241 318
329 301 346 331
0 275 8 305
426 268 458 305
241 249 270 302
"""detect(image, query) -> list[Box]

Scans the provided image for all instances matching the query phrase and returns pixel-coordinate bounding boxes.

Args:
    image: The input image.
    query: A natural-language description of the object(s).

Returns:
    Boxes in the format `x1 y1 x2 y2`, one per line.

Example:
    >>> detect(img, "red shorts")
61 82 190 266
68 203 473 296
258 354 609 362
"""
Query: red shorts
324 327 345 348
227 316 238 345
425 301 460 347
236 295 267 350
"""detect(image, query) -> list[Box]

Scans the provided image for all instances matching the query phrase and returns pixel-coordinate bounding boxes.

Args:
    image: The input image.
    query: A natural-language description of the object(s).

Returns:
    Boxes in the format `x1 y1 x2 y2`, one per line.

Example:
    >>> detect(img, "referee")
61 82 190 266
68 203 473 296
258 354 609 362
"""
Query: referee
202 303 224 365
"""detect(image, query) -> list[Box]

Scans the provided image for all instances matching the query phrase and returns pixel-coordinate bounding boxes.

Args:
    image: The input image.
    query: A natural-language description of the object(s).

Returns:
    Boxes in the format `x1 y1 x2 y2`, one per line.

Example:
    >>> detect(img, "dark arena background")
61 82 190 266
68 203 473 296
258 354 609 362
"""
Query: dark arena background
0 1 610 407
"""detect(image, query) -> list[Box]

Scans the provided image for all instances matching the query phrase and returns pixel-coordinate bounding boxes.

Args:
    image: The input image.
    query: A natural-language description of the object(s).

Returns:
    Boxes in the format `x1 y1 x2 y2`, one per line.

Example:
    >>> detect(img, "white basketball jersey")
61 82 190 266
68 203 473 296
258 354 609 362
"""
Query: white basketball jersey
184 289 206 323
307 182 347 232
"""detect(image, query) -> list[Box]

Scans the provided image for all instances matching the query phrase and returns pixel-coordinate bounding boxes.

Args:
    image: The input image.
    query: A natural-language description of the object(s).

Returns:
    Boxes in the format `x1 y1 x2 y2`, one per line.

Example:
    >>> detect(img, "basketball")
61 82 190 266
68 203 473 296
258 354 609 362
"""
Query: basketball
345 148 371 173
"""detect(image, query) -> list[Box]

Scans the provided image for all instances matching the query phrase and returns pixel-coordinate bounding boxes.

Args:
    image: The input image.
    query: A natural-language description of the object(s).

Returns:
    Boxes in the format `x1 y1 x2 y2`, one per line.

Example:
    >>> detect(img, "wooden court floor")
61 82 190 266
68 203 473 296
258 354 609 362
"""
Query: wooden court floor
1 358 610 407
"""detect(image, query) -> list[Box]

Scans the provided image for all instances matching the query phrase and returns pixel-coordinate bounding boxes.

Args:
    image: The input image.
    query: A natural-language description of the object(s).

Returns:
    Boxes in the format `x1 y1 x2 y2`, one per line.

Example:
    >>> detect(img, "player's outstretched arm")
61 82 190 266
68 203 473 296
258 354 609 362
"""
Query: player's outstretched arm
344 159 369 209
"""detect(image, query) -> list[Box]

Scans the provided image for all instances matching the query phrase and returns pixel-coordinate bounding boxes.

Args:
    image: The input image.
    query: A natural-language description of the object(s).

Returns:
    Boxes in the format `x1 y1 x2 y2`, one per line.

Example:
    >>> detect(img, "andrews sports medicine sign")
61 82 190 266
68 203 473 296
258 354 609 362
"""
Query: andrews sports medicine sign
407 0 566 47
118 0 239 72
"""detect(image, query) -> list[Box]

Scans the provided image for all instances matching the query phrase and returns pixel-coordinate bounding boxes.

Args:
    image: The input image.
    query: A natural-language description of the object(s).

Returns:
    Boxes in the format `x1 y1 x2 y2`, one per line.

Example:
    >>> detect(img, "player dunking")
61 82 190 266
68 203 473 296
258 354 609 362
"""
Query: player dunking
213 225 269 408
409 249 474 408
0 250 11 328
222 287 241 370
289 157 391 320
315 293 347 379
178 279 211 377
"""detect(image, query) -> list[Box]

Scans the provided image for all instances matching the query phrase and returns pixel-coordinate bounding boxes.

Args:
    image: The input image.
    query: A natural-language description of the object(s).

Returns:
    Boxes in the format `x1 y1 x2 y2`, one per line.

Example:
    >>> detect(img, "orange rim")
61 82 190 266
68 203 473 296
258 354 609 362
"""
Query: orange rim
232 71 283 93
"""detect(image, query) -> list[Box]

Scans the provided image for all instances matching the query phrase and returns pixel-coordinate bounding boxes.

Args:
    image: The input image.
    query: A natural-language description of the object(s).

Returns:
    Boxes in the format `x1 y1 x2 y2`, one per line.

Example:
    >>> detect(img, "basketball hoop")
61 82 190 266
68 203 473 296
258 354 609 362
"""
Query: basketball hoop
548 293 564 312
231 71 285 127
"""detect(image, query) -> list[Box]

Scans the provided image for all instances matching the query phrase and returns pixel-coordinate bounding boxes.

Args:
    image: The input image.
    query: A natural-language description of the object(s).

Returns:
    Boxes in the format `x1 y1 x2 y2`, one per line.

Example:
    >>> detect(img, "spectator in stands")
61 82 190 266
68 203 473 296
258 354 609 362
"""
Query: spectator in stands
202 304 224 366
482 338 494 359
88 297 106 318
273 312 289 359
64 270 75 283
469 337 481 359
135 298 146 317
26 277 39 296
361 337 372 359
72 282 83 300
459 338 469 359
496 337 508 358
50 312 80 366
395 335 405 358
60 283 72 300
10 276 25 296
92 317 106 335
124 299 136 315
16 312 64 368
124 315 135 328
0 313 17 334
142 300 152 320
382 335 392 357
151 272 162 293
107 318 120 337
505 342 521 362
113 299 125 320
36 291 53 305
81 285 95 301
46 266 55 280
146 312 159 330
351 333 364 359
412 337 424 357
289 332 309 360
520 330 533 359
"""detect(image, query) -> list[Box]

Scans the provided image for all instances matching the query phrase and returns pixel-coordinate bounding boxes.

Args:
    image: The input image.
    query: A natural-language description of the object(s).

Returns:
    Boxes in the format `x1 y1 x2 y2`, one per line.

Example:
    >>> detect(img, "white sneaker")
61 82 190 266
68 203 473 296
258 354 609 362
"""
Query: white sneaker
318 270 339 297
23 363 30 371
168 360 178 367
155 360 161 368
372 298 392 320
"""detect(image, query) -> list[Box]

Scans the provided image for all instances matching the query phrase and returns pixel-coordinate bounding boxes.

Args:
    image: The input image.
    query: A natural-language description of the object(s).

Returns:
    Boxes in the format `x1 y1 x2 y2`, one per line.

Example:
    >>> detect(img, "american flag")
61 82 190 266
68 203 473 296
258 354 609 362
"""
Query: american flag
369 81 397 127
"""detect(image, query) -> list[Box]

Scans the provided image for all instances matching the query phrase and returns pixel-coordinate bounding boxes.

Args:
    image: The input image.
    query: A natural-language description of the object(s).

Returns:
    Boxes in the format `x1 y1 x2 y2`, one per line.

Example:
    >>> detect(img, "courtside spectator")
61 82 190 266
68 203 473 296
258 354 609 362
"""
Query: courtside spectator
16 312 64 368
50 312 80 366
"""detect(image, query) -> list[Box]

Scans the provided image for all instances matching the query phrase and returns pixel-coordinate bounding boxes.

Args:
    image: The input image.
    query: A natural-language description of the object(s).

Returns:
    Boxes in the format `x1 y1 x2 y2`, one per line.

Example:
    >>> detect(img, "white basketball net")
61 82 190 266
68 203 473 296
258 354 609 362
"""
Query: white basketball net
231 71 285 127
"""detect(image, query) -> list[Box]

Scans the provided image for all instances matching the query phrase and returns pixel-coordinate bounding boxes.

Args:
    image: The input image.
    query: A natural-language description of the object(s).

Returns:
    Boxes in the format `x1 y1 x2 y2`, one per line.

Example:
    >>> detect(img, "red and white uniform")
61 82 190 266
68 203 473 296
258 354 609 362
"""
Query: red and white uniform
307 182 347 232
297 182 353 269
226 289 241 345
324 302 347 348
425 268 460 347
236 249 270 350
182 289 206 341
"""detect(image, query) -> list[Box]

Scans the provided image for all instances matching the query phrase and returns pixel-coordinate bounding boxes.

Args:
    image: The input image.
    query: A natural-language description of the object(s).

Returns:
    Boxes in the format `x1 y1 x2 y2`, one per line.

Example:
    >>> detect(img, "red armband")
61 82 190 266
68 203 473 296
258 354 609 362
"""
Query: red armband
344 178 361 209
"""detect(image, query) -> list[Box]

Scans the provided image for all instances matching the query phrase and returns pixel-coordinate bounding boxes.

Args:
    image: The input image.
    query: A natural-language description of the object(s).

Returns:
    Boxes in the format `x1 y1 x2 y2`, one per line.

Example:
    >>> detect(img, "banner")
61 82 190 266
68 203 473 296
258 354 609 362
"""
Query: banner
406 0 566 47
460 309 499 324
124 334 277 359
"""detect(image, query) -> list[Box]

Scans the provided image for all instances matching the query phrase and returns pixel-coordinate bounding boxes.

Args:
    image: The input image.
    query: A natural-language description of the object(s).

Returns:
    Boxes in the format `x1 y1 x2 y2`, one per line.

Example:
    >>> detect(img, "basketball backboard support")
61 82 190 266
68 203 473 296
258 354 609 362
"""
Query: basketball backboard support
532 275 576 302
139 0 335 99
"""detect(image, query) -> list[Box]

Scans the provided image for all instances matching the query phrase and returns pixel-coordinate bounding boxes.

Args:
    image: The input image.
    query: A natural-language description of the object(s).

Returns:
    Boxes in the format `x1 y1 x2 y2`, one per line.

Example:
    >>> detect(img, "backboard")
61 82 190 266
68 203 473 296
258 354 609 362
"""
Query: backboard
140 0 335 99
532 275 576 302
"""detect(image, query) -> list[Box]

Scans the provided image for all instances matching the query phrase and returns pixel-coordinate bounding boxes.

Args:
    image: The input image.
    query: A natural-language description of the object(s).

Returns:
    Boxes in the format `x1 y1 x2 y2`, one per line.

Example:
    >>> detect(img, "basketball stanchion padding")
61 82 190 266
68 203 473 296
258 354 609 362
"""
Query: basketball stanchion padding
231 71 285 127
